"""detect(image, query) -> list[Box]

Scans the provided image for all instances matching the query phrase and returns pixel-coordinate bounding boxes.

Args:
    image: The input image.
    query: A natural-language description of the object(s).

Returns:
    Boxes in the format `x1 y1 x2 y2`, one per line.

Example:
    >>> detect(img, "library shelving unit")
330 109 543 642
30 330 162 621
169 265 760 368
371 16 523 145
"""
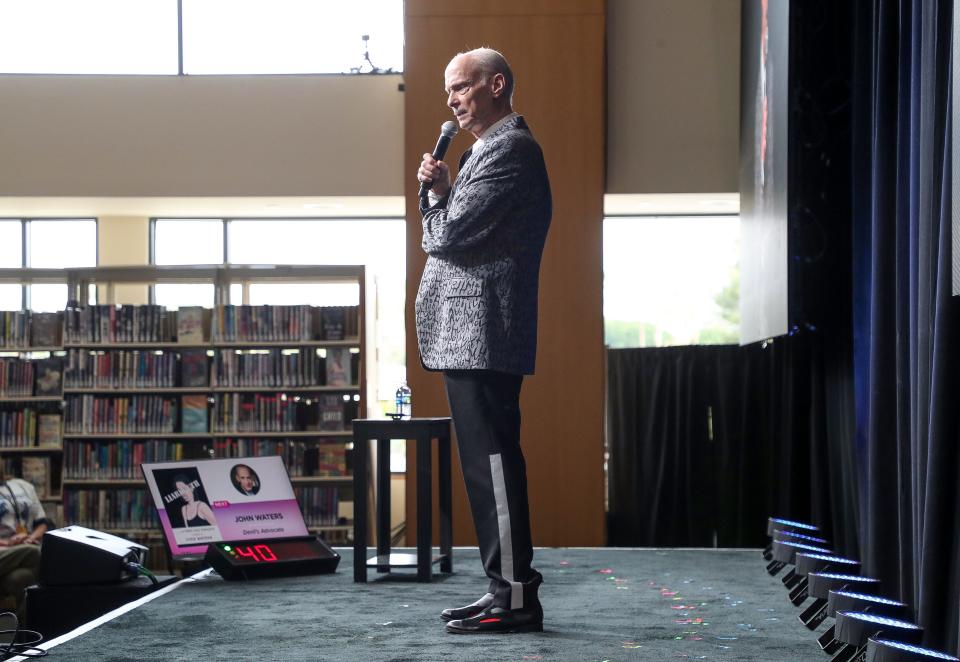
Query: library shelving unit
0 309 68 542
0 265 366 572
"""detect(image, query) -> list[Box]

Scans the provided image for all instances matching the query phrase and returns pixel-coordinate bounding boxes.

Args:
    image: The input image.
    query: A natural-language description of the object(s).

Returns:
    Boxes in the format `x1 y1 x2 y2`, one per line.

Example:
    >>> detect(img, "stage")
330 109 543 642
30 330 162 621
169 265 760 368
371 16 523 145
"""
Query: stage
26 548 827 661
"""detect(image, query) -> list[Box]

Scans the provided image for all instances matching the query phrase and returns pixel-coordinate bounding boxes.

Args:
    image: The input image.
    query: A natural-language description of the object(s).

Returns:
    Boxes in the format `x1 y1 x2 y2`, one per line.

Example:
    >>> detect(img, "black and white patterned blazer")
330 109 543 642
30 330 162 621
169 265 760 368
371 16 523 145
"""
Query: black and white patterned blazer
415 115 552 375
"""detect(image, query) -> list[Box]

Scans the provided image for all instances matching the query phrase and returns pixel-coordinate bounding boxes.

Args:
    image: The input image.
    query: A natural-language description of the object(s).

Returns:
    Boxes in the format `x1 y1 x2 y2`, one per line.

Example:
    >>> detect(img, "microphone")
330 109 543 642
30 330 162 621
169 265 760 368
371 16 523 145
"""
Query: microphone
419 120 459 198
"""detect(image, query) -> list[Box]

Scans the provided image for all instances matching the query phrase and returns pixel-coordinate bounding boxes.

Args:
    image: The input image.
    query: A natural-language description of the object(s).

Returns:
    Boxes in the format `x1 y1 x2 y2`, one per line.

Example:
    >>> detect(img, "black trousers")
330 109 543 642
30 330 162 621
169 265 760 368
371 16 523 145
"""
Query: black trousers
443 369 542 610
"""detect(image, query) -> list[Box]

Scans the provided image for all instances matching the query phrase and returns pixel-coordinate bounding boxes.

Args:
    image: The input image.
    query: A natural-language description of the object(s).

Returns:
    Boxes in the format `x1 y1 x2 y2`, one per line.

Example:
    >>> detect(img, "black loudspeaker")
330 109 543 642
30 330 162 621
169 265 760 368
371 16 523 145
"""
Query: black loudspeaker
39 526 148 586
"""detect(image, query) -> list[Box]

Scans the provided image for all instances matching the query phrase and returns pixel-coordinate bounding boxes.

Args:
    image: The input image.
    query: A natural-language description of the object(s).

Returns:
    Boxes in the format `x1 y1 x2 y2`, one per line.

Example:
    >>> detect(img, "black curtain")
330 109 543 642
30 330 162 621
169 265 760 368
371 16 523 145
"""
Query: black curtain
607 336 857 550
606 347 714 547
788 0 864 560
852 0 960 651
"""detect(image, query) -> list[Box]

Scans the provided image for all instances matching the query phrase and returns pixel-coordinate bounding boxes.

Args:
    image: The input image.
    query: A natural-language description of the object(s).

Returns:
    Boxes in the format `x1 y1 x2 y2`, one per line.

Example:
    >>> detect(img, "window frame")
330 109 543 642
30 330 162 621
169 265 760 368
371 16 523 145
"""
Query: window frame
602 210 741 348
0 217 99 310
149 216 402 305
0 1 404 76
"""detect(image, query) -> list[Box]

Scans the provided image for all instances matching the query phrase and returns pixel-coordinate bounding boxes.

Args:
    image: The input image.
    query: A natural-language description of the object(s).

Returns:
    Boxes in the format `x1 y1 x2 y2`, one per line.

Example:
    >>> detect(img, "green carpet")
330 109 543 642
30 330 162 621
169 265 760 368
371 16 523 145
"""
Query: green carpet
46 548 829 661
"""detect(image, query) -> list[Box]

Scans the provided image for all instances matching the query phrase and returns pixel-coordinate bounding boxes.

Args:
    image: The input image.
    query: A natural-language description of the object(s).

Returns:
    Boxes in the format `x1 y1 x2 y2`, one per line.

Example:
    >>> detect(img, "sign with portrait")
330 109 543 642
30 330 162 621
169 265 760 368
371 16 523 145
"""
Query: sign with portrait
142 456 308 558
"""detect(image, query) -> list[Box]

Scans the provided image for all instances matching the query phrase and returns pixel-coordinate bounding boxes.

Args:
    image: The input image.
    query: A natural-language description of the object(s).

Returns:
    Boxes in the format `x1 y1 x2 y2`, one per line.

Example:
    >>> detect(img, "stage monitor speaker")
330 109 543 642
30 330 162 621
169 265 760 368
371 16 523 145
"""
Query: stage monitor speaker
39 526 148 586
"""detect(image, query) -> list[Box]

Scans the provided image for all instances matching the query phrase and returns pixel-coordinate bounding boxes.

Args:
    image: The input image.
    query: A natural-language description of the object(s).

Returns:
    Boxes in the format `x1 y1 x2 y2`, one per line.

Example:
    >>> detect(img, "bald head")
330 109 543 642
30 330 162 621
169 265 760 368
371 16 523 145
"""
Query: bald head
455 48 515 105
444 48 515 138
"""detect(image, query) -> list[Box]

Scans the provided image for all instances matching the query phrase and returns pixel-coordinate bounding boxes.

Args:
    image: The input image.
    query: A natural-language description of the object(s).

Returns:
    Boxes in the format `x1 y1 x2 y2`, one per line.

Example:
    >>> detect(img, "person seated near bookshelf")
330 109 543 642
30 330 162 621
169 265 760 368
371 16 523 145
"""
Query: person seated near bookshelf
175 475 218 528
0 478 50 618
230 464 260 496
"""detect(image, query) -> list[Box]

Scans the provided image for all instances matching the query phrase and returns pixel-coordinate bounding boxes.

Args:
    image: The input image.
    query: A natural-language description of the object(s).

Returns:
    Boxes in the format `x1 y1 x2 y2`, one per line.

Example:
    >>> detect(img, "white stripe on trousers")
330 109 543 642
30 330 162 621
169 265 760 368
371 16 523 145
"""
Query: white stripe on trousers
489 452 523 609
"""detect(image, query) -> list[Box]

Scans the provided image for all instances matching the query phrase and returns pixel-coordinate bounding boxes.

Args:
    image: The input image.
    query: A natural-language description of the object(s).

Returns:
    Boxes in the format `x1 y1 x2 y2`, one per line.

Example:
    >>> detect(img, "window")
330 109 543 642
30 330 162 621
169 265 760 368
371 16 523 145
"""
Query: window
0 1 403 75
29 221 98 268
153 284 216 311
153 219 224 265
182 0 403 74
0 219 97 312
30 219 97 311
0 222 21 267
0 287 21 311
152 219 223 309
0 222 22 309
0 0 177 74
604 216 740 347
246 283 359 307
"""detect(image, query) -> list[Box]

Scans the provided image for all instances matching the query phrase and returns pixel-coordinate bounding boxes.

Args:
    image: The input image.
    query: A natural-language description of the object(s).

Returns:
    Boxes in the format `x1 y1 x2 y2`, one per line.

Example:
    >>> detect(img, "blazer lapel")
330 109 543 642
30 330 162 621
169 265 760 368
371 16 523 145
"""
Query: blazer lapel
450 148 474 199
451 116 527 194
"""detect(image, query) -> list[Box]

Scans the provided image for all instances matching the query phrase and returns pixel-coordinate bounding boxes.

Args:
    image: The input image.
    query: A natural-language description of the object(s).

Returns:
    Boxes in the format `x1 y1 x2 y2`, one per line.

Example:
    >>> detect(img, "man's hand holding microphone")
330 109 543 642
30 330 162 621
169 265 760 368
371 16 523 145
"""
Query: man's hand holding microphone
418 120 458 199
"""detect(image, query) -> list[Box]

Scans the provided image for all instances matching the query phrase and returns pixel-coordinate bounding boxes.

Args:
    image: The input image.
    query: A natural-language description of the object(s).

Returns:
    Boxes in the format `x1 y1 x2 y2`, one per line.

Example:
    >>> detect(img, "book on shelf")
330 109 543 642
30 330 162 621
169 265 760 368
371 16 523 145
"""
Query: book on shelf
34 357 63 396
64 438 187 480
320 307 345 340
62 489 155 530
212 305 316 342
350 351 361 384
179 349 209 387
0 409 37 447
294 485 341 527
324 347 352 387
315 443 348 476
204 304 359 343
31 312 61 347
65 349 178 389
180 394 209 433
0 458 13 480
212 348 320 387
320 306 359 340
215 393 338 432
38 414 62 447
65 394 178 434
20 456 51 498
177 307 205 344
318 395 345 431
321 307 345 341
0 357 33 397
0 312 29 348
65 305 172 344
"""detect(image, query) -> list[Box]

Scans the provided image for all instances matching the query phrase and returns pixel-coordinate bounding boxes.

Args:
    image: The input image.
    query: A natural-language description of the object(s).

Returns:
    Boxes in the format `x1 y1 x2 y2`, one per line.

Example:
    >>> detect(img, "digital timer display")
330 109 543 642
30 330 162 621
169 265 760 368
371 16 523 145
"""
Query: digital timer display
205 536 340 580
218 540 321 564
220 544 277 563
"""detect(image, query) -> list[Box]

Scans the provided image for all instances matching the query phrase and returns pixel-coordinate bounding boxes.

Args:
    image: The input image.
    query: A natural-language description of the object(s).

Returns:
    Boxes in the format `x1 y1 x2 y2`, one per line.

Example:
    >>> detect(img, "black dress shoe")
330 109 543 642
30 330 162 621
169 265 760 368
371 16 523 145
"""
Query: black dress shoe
445 604 544 634
440 593 494 621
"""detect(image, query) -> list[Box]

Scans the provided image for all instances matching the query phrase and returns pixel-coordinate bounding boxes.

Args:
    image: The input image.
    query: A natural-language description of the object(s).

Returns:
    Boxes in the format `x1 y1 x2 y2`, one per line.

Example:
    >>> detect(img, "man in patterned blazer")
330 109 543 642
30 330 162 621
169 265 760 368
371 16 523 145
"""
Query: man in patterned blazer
416 47 551 634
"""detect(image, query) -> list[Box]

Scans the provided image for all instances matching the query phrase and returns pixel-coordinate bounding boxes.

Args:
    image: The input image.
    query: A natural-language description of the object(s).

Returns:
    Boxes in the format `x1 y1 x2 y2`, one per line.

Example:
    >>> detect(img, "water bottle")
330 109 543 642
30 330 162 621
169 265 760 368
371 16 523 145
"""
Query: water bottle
395 382 412 419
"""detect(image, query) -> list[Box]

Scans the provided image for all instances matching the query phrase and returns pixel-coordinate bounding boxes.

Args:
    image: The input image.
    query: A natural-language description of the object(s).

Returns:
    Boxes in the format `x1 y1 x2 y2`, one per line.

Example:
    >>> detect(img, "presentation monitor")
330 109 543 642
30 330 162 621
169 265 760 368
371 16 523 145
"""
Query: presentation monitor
740 0 790 343
141 456 309 560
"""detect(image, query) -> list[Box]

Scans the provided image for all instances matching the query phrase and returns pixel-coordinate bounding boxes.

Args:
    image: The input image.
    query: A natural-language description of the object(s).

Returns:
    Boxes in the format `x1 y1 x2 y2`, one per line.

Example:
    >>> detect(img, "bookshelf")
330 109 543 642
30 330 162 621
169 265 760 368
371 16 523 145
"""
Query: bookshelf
0 310 67 534
0 347 66 535
0 264 367 573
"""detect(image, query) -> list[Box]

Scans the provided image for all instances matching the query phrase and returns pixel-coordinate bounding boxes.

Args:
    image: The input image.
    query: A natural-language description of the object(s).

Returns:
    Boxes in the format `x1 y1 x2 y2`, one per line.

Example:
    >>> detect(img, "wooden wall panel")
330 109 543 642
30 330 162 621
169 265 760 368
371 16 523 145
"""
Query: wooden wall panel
404 0 606 547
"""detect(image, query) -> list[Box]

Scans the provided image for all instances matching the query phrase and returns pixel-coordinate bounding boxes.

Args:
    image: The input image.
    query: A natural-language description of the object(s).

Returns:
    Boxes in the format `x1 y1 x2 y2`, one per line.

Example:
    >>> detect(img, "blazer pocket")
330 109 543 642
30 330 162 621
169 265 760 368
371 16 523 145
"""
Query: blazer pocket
445 277 483 298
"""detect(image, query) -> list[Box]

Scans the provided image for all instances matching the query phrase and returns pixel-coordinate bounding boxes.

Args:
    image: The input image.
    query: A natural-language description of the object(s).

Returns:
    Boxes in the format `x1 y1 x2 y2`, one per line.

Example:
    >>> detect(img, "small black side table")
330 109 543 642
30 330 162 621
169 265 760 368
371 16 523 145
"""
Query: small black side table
352 417 453 582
